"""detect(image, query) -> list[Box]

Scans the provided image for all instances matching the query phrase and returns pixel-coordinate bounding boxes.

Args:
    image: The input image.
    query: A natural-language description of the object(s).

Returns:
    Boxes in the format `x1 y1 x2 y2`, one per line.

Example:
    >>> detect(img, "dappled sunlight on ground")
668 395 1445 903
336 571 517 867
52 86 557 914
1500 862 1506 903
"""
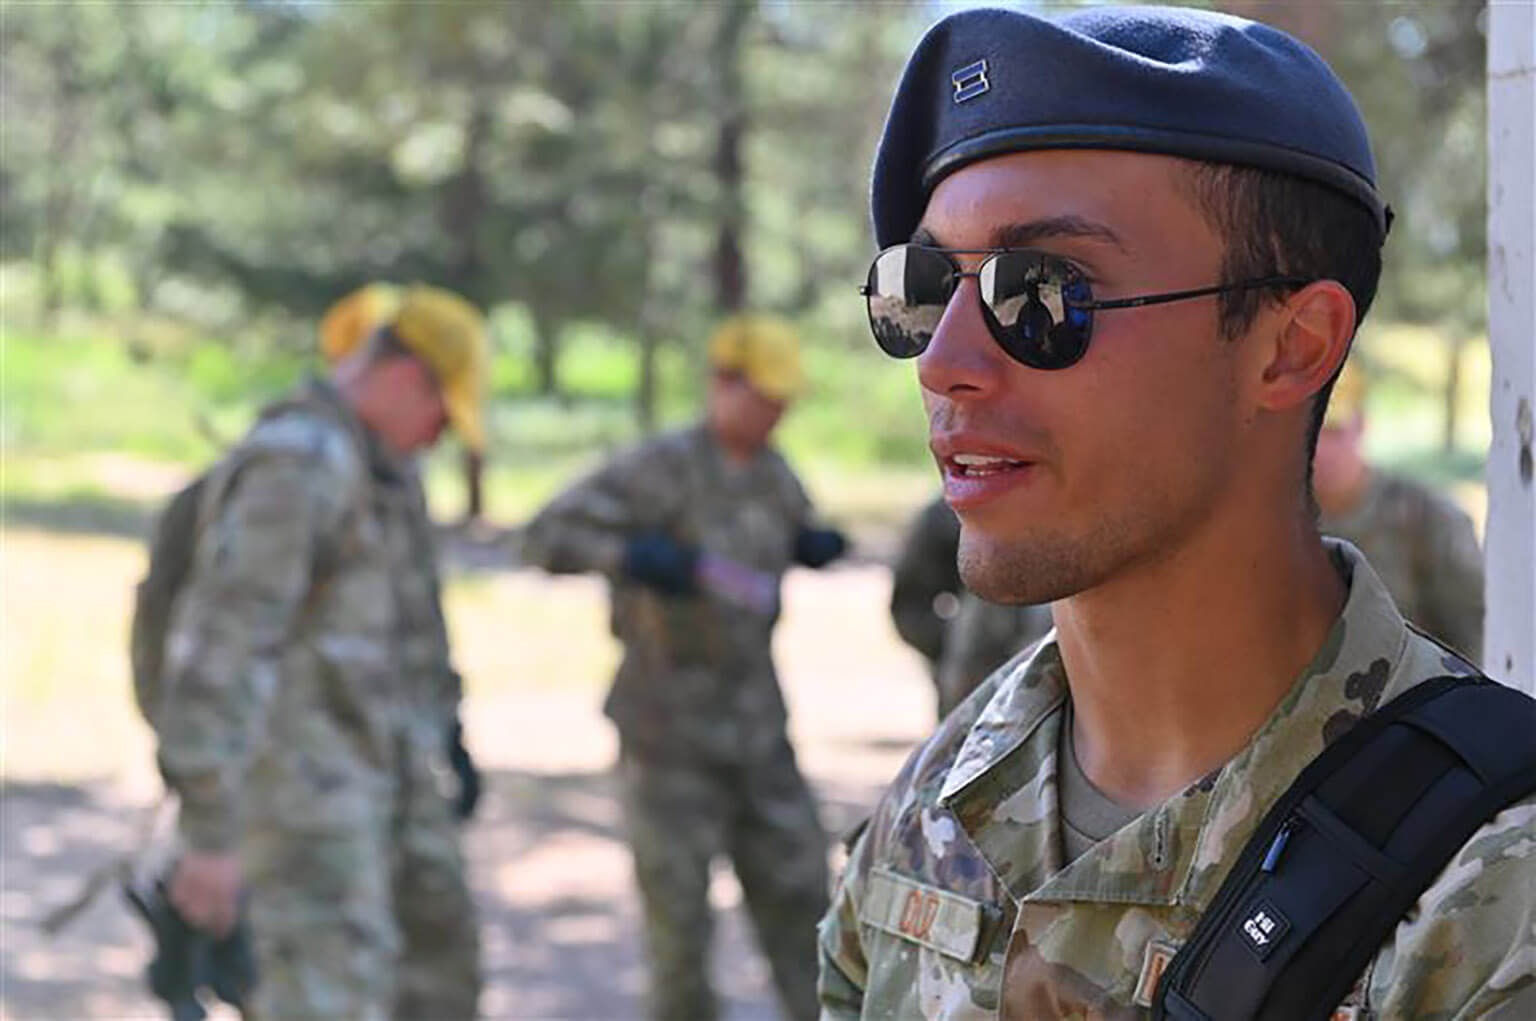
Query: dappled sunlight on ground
2 527 932 1019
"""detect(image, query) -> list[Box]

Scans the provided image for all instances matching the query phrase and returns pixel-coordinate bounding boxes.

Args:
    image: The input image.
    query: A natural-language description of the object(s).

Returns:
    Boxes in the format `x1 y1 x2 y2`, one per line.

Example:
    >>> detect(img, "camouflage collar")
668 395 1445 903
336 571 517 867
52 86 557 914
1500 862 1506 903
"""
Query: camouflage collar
937 541 1443 909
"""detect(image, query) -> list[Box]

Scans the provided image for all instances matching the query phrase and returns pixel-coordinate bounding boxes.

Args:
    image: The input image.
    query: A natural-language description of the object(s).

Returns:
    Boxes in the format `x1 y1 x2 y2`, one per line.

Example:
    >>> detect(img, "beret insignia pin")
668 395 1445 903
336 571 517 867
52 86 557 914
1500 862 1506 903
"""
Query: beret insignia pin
951 59 989 103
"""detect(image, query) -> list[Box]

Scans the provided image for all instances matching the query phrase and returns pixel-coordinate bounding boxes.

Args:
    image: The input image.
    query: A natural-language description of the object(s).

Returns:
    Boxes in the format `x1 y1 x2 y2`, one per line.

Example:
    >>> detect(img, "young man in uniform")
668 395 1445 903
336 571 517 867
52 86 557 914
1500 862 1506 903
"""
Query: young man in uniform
523 316 848 1021
820 7 1533 1018
152 286 486 1019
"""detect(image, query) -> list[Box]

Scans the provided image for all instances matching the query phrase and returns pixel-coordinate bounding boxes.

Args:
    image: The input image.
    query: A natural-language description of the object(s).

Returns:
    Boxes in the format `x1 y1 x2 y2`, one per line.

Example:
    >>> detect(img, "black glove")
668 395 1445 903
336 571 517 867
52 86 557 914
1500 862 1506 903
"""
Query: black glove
622 533 700 595
446 719 481 821
123 873 256 1021
794 526 848 568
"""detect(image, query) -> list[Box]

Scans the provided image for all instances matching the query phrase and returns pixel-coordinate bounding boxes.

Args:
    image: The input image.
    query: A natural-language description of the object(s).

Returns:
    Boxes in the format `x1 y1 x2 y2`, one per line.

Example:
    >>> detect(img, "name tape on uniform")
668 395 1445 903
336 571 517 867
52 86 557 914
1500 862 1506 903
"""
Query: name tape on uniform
861 868 986 963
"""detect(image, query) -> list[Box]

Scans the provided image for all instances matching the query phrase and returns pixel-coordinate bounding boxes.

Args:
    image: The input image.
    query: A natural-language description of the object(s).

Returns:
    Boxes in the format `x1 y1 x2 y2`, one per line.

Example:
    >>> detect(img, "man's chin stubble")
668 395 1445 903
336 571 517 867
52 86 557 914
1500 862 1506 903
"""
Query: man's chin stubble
957 529 1124 606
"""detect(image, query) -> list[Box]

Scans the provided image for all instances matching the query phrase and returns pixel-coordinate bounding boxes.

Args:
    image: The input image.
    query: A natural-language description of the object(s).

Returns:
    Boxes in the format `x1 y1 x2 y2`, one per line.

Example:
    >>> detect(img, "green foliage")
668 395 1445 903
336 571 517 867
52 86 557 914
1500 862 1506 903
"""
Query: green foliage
0 0 1493 487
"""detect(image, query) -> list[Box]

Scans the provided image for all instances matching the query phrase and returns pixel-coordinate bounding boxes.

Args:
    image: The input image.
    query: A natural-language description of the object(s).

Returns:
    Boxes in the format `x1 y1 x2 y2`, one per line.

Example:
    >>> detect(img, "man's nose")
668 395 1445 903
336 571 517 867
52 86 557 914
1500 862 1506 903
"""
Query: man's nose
916 277 1009 401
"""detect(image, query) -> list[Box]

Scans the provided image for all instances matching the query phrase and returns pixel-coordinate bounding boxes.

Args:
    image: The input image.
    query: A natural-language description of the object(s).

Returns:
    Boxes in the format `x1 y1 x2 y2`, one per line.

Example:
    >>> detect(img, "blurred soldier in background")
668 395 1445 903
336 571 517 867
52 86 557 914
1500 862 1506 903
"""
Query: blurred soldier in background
318 284 485 823
935 594 1053 719
890 497 1053 718
888 496 961 674
323 284 487 526
1314 365 1485 660
143 285 486 1020
522 316 847 1021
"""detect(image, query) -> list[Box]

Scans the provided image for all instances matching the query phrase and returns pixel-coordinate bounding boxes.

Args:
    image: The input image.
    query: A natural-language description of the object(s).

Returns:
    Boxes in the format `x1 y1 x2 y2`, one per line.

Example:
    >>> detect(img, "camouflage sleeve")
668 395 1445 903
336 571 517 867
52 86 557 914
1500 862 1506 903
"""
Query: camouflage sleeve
520 437 685 577
890 498 962 666
818 823 872 1018
778 452 816 529
405 469 463 728
1368 798 1536 1018
156 447 356 852
421 555 462 728
1417 495 1485 663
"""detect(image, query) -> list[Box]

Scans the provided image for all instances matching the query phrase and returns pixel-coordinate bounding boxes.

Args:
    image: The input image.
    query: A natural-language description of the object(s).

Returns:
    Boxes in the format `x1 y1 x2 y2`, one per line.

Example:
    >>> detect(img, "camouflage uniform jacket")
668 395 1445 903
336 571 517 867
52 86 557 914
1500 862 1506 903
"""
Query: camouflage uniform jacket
820 542 1535 1019
155 380 461 851
522 423 815 764
891 497 964 669
1320 470 1484 663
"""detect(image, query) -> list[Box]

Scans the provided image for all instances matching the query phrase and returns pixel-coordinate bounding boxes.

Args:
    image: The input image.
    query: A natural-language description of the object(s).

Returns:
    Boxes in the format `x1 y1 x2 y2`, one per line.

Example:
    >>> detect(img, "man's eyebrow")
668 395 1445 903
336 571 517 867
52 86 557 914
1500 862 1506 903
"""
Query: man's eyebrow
995 217 1126 252
908 218 1125 252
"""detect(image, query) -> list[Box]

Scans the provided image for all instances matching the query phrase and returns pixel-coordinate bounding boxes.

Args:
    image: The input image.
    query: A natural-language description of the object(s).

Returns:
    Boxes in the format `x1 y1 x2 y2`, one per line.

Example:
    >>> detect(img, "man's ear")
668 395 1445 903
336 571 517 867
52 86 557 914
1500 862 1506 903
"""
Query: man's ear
1255 280 1356 413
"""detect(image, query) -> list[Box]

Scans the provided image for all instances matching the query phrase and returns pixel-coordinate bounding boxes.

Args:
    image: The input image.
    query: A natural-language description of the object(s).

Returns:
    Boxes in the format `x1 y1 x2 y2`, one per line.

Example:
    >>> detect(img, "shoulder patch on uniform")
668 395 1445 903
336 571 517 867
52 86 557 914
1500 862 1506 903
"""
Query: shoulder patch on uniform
1132 938 1180 1007
860 867 986 962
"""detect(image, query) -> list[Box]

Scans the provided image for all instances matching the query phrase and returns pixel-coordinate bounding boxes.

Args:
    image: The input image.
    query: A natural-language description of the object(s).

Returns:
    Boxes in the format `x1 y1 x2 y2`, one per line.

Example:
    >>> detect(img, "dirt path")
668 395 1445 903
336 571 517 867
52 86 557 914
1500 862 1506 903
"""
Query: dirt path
2 528 935 1021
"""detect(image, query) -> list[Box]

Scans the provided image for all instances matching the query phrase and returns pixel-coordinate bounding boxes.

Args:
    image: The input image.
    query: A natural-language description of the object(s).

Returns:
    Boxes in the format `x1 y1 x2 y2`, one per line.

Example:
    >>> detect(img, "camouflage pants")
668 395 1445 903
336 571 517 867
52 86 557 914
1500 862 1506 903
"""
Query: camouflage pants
242 732 481 1020
618 739 829 1021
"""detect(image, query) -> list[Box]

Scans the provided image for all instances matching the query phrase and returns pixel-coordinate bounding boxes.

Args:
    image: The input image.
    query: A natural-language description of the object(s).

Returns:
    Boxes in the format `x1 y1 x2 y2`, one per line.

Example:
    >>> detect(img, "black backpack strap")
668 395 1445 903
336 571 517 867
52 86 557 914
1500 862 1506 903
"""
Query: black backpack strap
1154 675 1536 1021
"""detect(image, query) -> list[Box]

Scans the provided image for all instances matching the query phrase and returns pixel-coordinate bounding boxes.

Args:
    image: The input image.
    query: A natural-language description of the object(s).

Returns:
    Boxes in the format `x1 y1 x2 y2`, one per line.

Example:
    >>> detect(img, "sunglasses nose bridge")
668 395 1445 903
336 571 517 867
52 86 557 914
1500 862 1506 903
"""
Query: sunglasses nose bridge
917 271 1013 397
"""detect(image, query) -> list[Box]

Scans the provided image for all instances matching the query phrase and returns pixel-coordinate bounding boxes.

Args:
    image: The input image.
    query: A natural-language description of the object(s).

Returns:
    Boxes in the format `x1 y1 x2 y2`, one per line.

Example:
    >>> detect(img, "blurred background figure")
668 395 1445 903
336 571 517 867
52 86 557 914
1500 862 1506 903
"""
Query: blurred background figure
521 316 846 1021
888 496 961 680
321 284 488 527
889 497 1053 718
143 286 486 1020
1314 365 1485 661
936 595 1054 720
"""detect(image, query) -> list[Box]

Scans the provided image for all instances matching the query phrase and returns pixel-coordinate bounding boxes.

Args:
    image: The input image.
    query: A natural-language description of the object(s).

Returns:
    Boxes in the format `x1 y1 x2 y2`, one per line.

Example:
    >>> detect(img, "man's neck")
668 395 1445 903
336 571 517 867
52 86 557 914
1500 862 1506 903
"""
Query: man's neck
706 421 763 466
1053 509 1346 811
336 375 407 461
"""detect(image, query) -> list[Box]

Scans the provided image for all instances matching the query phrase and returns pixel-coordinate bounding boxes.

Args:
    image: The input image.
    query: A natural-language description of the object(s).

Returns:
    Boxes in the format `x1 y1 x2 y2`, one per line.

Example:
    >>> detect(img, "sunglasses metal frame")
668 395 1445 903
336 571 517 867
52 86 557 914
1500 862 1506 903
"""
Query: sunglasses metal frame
860 244 1313 366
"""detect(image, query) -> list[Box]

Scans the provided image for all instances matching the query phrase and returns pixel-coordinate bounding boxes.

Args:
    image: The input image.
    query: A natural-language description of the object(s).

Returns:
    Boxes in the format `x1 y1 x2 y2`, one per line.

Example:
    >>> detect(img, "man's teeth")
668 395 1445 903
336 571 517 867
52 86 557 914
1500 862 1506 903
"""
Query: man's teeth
951 453 1025 476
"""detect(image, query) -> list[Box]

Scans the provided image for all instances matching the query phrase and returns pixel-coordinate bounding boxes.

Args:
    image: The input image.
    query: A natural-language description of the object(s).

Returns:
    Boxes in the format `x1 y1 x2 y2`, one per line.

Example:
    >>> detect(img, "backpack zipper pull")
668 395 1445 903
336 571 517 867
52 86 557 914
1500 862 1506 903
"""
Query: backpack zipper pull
1261 818 1299 873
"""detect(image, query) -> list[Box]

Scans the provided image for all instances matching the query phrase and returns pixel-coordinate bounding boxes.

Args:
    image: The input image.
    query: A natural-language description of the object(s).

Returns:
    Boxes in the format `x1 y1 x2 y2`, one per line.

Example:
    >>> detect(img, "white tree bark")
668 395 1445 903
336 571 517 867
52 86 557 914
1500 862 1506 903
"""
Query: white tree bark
1485 1 1536 694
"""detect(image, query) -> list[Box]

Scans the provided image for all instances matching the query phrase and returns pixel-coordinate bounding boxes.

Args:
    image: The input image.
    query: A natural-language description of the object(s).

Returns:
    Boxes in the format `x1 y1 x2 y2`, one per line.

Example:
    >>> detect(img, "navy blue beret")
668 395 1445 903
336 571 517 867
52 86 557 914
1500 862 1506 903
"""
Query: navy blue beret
871 5 1389 248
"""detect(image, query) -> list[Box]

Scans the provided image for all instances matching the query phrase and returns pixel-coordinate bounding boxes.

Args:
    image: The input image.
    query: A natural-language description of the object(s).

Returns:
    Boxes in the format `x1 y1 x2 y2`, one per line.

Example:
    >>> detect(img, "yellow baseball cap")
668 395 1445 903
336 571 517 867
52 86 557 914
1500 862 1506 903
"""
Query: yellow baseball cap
1323 363 1367 429
318 283 401 365
388 286 490 452
706 315 805 402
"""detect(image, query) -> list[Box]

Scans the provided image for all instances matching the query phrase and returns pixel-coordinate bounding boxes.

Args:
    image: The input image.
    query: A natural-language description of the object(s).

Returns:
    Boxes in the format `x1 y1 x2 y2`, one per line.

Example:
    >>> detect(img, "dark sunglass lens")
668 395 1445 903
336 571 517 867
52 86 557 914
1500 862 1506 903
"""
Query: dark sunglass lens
866 246 952 358
980 253 1091 370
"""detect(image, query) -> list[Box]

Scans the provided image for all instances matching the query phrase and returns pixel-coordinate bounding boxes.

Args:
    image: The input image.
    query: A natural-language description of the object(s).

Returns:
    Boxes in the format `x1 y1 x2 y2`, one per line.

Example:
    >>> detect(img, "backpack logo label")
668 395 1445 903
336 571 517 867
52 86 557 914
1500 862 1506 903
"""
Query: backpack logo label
1240 900 1290 960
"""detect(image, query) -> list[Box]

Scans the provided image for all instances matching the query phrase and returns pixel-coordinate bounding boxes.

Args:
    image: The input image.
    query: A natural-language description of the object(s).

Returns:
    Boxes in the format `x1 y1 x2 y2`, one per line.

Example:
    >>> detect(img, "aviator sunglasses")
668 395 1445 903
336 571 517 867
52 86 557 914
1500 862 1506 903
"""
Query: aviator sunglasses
861 244 1311 370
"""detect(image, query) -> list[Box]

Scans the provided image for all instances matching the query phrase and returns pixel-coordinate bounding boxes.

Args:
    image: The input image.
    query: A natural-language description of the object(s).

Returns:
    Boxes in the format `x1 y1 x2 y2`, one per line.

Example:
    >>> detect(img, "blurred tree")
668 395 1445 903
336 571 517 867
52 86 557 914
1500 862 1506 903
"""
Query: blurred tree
712 0 753 314
1222 0 1487 451
5 0 1484 448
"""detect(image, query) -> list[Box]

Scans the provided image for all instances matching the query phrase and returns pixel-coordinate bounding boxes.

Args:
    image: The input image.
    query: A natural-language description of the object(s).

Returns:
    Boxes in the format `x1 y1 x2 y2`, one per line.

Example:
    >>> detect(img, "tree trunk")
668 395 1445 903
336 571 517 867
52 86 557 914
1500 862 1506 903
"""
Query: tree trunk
41 31 84 319
532 303 560 397
442 95 491 287
1443 332 1464 454
711 0 754 314
637 318 660 434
